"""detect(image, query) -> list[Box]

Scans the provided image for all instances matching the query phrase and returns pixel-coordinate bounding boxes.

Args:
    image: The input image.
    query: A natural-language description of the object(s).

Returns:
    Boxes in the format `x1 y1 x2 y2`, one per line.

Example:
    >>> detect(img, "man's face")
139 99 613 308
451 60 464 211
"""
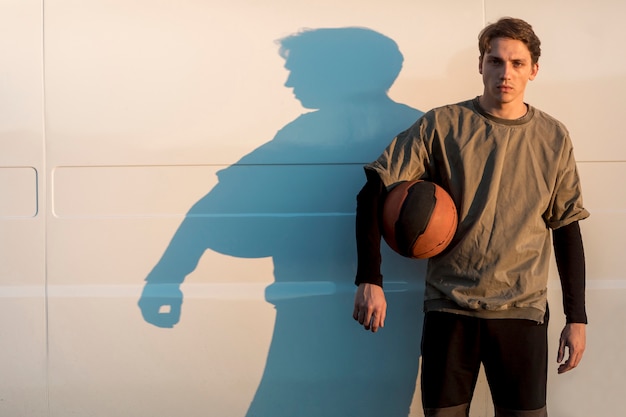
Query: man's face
479 37 539 109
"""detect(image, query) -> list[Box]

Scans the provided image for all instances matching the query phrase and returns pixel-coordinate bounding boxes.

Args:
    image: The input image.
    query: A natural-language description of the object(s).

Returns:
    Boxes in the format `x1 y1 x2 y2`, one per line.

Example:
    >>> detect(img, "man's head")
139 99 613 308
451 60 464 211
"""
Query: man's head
478 17 541 65
477 18 541 116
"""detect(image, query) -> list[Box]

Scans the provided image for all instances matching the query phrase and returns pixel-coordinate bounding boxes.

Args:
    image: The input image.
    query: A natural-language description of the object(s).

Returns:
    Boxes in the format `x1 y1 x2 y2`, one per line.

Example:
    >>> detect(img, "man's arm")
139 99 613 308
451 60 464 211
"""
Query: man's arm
353 170 387 332
552 220 587 373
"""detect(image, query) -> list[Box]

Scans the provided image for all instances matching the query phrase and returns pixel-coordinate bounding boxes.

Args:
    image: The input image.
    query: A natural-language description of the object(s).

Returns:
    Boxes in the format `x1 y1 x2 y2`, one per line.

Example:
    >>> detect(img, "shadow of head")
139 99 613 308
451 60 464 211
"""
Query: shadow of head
279 27 404 108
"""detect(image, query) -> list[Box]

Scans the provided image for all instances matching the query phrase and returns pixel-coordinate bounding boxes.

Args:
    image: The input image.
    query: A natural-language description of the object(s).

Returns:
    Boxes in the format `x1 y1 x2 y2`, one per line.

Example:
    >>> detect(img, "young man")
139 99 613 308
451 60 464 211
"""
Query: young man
352 17 589 417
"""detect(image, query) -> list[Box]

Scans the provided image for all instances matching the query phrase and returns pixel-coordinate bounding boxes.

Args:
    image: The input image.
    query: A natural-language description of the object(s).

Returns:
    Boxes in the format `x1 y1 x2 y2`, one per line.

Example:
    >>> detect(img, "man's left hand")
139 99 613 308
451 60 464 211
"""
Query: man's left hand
557 323 586 374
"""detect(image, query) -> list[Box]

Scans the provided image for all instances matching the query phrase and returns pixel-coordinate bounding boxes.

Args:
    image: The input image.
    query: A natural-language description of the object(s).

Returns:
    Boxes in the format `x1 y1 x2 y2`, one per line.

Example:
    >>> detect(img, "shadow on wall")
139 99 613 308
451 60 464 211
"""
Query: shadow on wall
139 27 427 417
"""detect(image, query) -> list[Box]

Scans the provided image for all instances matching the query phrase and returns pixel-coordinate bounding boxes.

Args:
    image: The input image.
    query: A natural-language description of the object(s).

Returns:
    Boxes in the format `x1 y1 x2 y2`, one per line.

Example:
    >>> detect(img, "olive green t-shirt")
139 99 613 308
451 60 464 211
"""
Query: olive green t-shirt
367 98 590 322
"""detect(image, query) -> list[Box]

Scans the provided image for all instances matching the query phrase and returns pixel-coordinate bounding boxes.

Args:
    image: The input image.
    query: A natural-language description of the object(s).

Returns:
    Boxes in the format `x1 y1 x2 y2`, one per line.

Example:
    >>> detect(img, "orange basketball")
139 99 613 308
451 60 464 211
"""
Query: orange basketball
382 180 457 259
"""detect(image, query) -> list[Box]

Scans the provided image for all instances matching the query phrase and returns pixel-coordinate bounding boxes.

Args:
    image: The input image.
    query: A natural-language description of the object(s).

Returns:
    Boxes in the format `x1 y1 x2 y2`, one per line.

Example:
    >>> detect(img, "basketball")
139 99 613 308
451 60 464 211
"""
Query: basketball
382 180 458 259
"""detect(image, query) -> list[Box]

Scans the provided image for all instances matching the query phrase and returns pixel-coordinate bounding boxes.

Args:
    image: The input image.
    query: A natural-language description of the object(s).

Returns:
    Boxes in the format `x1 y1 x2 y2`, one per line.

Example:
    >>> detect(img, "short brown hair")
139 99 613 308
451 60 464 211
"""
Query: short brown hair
478 17 541 64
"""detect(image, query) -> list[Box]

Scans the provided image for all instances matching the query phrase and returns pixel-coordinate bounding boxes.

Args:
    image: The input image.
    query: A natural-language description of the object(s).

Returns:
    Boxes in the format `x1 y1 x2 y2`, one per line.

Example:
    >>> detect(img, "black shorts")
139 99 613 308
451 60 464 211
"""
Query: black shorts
421 311 548 417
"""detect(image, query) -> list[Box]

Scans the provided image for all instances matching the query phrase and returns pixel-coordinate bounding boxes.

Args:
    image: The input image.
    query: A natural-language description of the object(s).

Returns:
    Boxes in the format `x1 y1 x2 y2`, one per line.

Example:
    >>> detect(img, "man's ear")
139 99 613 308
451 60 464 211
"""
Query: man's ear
529 62 539 80
478 56 483 74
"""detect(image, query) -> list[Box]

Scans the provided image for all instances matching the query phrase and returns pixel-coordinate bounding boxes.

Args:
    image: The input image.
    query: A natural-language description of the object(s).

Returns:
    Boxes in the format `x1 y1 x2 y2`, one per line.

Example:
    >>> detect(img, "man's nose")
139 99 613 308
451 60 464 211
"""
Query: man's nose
501 62 513 79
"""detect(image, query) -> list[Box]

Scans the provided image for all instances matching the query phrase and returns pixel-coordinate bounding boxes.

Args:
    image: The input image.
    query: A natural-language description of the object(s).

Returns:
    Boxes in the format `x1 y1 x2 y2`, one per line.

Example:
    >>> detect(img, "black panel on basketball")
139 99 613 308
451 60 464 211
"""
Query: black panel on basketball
395 182 436 257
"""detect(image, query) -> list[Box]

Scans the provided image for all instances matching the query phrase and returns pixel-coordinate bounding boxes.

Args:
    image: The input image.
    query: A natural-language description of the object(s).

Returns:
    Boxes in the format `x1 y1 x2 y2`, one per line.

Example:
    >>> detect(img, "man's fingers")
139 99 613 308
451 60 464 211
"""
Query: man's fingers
558 345 584 374
375 310 386 329
557 338 572 373
366 307 387 332
558 354 577 373
353 306 383 331
355 307 372 327
369 314 379 332
353 300 369 325
557 338 566 363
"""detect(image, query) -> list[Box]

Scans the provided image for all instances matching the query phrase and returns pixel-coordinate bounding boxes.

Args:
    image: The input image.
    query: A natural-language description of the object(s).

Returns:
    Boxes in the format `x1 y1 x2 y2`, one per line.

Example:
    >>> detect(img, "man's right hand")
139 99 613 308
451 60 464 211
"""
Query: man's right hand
353 283 387 332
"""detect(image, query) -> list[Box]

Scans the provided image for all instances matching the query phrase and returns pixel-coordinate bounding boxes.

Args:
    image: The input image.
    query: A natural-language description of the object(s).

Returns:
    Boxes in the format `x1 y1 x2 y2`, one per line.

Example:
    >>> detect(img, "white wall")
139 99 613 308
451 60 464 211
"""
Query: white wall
1 1 624 416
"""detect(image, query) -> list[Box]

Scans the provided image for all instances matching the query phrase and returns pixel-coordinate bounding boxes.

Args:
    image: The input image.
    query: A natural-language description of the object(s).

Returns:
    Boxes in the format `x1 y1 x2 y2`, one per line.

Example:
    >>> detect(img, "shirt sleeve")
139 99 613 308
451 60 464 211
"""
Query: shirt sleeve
544 138 590 229
365 121 430 188
355 169 385 287
552 221 588 324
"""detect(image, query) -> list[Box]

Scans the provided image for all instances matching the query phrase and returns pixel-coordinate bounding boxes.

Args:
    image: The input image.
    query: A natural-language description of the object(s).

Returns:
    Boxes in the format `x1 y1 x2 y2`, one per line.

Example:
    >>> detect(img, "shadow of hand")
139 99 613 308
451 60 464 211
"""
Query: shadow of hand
138 283 183 328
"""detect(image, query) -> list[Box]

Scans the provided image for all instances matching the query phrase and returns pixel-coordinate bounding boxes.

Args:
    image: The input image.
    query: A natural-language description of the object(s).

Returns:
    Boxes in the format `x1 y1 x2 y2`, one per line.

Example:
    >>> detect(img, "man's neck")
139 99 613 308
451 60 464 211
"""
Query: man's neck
478 95 528 120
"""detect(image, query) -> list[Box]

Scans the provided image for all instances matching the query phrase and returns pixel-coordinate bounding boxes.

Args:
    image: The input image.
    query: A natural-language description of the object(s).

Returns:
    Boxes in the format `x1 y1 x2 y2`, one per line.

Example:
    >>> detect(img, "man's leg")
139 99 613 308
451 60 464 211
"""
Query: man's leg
481 315 549 417
421 312 482 417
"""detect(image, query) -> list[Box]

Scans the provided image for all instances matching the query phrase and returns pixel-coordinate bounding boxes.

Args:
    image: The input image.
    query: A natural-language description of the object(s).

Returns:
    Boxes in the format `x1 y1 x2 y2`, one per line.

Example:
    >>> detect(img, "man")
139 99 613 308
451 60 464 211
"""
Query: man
352 17 589 417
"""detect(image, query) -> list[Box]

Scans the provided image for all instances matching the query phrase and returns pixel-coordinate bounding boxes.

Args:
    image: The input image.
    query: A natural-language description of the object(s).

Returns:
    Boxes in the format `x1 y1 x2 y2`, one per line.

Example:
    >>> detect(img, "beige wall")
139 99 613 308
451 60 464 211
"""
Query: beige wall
1 1 623 416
